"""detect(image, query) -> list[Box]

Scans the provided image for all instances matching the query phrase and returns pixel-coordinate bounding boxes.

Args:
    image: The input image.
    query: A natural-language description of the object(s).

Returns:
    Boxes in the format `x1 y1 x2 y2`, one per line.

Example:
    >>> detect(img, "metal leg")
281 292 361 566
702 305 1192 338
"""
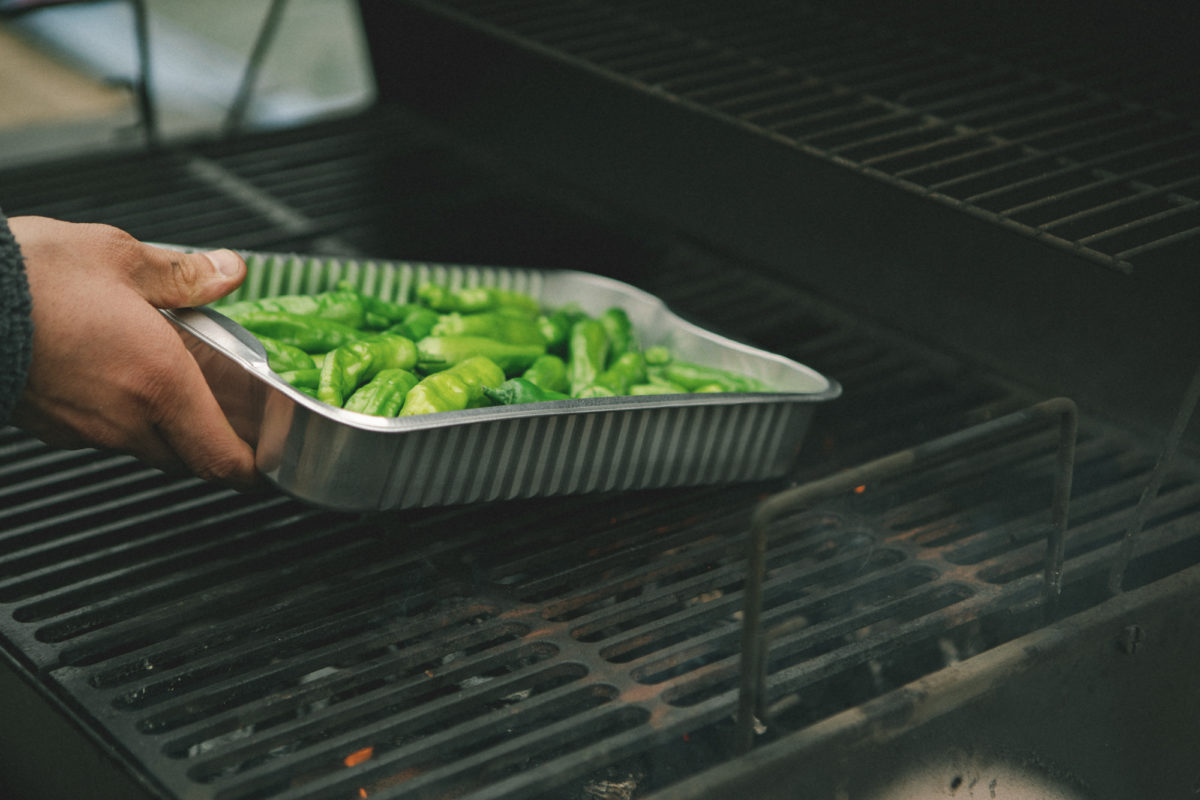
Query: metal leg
1106 362 1200 595
127 0 156 147
735 397 1078 754
223 0 289 136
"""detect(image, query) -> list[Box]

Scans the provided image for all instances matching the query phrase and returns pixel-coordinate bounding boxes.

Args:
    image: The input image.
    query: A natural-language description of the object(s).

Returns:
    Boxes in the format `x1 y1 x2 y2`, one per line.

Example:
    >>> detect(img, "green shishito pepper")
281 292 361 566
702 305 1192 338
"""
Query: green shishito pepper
567 319 609 396
344 369 420 416
592 351 647 396
225 280 776 416
483 377 569 406
385 307 439 341
430 312 547 345
235 310 362 354
399 356 506 416
318 333 418 408
333 280 423 331
643 345 672 366
416 336 545 377
221 290 365 329
277 367 321 390
416 283 540 316
536 304 587 355
520 354 569 394
629 381 688 395
256 335 316 373
599 307 636 359
652 361 772 393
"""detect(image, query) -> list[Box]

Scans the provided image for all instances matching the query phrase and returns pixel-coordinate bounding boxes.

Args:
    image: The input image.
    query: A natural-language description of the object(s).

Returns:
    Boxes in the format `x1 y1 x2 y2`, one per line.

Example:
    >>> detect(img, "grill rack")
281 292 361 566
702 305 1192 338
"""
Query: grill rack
7 253 1200 798
411 0 1200 273
5 103 1200 800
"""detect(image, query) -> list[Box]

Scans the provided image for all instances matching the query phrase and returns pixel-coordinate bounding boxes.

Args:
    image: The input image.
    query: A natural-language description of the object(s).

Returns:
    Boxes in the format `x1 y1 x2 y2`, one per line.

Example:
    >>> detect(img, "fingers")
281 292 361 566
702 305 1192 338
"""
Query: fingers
141 345 263 491
129 241 247 310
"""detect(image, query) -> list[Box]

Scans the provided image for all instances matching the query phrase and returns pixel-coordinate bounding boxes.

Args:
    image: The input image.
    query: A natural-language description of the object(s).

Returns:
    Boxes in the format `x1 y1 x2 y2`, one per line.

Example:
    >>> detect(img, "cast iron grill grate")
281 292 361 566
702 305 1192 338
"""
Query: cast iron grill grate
6 377 1200 799
418 0 1200 272
4 111 1200 799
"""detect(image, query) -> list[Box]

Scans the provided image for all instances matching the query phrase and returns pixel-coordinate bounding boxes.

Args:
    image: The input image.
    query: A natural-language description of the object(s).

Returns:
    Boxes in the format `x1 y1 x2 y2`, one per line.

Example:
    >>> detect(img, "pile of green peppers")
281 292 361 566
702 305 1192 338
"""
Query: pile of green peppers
215 281 770 417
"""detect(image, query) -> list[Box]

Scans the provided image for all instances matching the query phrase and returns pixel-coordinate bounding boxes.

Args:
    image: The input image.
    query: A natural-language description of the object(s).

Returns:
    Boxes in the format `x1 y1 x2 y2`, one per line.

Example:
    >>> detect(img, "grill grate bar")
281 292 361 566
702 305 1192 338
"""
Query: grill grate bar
1037 172 1200 233
1112 220 1200 261
909 108 1163 185
150 623 539 756
984 133 1200 213
0 493 296 607
254 691 638 800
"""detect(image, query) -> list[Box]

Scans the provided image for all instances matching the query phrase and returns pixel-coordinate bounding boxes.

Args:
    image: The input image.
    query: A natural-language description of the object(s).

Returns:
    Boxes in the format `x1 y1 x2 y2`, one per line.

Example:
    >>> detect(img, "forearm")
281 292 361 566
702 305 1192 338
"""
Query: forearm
0 208 34 425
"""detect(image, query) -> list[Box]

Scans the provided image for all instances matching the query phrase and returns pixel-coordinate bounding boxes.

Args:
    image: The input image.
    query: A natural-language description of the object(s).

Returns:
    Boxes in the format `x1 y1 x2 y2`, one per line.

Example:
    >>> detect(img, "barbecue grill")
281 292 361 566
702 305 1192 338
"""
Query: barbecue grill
4 1 1200 798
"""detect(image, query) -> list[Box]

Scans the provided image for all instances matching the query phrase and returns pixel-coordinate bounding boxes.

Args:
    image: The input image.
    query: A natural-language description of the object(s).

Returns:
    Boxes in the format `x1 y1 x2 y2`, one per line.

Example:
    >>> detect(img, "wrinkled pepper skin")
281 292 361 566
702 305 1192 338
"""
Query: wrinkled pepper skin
520 354 569 394
483 377 569 405
416 283 541 316
257 335 316 372
593 351 647 395
334 280 425 331
343 368 420 416
599 307 636 359
235 310 362 353
222 290 365 328
317 333 418 407
416 335 545 376
385 307 439 341
399 356 505 416
654 361 771 393
430 312 547 345
277 367 321 390
567 319 609 396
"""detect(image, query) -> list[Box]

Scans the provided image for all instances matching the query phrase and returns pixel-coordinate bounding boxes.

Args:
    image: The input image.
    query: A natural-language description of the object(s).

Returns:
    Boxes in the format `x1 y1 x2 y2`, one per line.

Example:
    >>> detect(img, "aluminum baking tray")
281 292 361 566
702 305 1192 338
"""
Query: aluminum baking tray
165 251 841 511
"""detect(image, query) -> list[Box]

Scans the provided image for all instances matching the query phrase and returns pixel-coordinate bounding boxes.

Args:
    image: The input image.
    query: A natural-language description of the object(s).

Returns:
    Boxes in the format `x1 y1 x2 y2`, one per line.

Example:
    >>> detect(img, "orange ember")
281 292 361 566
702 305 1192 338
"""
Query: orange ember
344 746 374 768
853 484 866 494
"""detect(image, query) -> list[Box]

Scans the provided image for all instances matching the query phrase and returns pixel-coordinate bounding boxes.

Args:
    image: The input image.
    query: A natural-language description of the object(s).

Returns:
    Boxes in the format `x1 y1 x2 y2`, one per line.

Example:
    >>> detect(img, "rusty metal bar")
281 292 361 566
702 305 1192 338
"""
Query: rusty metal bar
735 398 1078 754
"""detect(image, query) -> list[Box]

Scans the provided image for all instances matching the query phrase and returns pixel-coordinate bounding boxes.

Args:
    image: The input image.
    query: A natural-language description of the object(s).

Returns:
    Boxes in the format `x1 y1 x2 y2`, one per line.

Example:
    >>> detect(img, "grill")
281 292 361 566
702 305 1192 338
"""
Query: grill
4 2 1200 799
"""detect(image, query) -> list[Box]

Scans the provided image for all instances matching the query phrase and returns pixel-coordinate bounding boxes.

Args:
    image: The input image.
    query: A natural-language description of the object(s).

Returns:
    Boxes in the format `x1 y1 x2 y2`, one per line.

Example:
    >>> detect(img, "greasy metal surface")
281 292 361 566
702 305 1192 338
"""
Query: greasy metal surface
650 561 1200 800
167 251 838 510
735 398 1078 754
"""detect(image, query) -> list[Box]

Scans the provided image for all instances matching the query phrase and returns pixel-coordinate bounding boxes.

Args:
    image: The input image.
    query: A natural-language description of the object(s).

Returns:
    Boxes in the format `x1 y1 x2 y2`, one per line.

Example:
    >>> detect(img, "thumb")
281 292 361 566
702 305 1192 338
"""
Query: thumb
132 245 246 309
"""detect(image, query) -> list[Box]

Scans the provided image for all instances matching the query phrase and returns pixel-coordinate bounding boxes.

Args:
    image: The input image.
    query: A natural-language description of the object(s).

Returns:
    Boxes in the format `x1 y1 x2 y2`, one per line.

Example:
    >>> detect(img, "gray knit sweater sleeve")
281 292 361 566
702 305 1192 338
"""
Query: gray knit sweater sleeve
0 209 34 425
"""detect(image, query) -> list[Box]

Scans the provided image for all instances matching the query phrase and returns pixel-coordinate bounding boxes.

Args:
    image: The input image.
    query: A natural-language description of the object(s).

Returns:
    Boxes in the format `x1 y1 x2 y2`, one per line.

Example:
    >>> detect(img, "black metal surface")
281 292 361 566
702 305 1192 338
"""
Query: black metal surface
384 0 1200 273
5 110 1200 799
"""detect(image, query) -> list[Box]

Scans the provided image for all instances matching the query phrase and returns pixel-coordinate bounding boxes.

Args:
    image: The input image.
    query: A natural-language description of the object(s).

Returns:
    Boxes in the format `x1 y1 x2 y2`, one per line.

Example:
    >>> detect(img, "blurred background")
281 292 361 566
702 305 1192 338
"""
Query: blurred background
0 0 375 166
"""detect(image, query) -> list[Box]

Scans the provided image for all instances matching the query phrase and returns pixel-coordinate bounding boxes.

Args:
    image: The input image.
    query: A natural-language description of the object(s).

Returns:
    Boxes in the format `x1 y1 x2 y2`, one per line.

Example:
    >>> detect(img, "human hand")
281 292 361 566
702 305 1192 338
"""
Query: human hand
9 216 261 491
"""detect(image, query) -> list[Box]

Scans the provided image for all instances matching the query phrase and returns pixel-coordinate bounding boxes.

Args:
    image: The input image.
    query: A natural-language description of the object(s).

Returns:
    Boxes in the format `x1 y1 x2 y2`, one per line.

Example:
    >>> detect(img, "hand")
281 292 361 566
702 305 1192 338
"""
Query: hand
10 216 261 491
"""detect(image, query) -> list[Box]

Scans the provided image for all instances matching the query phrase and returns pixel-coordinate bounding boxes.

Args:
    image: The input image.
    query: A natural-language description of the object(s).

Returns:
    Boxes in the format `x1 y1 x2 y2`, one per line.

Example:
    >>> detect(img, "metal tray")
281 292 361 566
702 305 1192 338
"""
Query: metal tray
165 252 841 511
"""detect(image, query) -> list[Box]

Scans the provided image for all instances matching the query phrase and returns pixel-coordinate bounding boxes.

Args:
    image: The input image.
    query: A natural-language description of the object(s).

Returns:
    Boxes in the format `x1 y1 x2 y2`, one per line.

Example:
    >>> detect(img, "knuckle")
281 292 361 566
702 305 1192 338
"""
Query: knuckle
189 451 247 484
88 223 140 260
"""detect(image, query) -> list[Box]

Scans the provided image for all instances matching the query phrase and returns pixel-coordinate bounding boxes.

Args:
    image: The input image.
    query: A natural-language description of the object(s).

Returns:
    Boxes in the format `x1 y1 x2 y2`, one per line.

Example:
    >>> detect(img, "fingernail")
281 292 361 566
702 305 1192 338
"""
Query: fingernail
204 249 243 278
